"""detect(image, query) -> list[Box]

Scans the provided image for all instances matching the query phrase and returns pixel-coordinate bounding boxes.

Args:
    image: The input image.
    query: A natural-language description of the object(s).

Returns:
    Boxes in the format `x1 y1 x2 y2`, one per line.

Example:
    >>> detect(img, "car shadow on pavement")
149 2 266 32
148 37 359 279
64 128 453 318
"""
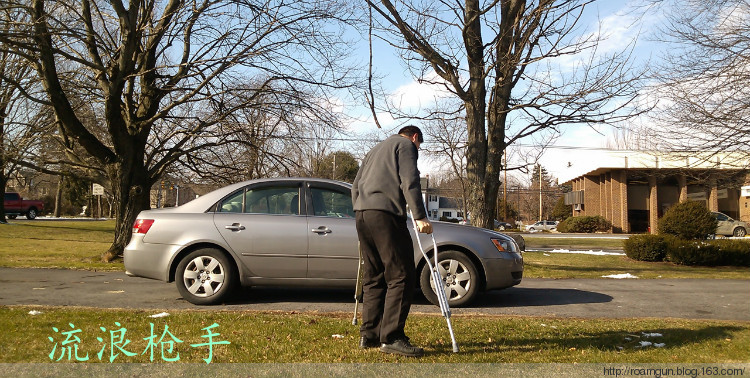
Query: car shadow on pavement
221 286 612 309
467 287 612 308
226 287 355 305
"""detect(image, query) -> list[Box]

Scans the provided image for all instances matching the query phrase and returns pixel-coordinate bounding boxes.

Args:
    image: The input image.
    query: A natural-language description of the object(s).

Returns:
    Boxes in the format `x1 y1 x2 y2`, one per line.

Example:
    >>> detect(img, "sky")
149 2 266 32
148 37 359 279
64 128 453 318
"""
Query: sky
340 0 668 185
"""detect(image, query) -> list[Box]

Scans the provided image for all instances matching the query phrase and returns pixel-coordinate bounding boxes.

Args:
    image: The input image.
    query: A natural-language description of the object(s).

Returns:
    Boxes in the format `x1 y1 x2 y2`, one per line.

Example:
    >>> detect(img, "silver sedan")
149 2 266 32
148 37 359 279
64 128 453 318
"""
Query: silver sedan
124 178 523 306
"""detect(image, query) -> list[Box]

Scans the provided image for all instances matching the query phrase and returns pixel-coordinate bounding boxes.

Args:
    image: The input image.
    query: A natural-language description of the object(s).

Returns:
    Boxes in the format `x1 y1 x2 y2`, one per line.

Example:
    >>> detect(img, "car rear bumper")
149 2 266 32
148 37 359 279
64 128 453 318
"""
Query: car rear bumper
483 254 523 290
124 235 180 282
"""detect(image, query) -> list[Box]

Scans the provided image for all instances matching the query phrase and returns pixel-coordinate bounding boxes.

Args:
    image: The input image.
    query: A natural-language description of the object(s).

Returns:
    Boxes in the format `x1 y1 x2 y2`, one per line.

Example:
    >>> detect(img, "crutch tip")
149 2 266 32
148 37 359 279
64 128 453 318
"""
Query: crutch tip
452 346 459 353
352 319 358 326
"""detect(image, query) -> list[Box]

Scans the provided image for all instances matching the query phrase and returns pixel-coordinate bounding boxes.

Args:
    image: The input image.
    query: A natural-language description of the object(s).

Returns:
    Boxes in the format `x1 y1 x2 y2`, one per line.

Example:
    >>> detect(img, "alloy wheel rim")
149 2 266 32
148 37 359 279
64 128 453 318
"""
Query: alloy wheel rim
430 258 472 301
183 256 225 297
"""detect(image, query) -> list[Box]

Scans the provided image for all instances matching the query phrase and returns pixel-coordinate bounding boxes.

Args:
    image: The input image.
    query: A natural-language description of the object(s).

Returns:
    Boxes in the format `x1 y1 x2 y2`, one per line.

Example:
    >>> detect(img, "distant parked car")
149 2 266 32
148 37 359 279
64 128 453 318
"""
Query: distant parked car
495 221 512 230
3 192 44 220
525 220 558 232
713 212 748 237
124 178 524 307
459 219 512 230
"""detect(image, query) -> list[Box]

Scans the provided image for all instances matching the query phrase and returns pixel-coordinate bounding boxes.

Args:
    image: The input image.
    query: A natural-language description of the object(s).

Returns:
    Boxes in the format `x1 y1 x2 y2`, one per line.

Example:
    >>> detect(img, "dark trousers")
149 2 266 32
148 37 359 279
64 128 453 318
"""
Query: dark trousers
355 210 416 343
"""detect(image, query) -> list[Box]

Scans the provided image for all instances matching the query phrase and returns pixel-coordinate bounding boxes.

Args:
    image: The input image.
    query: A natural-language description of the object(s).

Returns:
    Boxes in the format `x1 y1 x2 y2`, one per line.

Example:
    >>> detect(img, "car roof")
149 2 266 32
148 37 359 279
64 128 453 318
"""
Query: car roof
176 177 351 213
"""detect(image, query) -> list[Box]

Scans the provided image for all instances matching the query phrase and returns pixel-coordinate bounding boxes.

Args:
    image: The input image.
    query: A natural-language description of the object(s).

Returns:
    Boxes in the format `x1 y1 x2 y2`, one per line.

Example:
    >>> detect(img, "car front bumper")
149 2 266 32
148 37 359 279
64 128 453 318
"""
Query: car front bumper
483 253 523 290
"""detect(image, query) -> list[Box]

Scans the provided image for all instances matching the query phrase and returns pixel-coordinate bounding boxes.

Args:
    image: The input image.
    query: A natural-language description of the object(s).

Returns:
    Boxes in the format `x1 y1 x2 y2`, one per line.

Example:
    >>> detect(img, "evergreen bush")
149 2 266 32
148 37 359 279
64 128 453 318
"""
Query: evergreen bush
556 215 611 233
657 200 717 240
666 239 750 266
624 234 671 262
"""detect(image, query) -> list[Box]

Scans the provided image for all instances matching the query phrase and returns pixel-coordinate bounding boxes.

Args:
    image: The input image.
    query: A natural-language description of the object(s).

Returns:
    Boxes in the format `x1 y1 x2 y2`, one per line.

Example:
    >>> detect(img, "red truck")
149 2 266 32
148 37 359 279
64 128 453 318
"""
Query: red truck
3 192 44 219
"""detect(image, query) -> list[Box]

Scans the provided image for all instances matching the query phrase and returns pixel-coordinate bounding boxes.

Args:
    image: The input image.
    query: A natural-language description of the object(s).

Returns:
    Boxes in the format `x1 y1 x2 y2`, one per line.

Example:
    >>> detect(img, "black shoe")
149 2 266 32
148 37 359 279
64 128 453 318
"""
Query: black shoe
380 338 424 357
359 336 380 349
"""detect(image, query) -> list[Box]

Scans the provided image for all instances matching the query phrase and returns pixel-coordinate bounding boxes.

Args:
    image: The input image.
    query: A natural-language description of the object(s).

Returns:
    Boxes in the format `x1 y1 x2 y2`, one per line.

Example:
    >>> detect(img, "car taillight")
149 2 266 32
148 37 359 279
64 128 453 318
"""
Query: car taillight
133 219 154 234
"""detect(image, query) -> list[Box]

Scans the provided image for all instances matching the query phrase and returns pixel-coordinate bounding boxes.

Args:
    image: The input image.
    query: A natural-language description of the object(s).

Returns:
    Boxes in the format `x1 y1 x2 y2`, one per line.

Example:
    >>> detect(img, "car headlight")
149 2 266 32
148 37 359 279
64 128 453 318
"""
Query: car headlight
491 238 516 253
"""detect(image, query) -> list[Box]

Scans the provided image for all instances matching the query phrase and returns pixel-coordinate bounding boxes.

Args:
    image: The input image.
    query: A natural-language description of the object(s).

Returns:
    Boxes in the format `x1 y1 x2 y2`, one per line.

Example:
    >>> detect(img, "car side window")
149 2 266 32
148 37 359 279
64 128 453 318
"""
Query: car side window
715 213 728 221
245 186 300 215
311 187 354 218
218 190 244 213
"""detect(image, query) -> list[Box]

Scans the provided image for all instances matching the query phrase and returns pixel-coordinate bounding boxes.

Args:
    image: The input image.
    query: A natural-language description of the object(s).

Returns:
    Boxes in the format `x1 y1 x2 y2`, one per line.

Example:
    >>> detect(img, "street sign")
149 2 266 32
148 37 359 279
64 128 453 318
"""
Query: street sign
92 183 104 195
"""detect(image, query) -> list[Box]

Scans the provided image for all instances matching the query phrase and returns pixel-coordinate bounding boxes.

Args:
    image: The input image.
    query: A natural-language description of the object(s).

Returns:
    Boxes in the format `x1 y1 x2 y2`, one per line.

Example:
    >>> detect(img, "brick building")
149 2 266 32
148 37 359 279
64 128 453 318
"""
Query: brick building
562 154 749 234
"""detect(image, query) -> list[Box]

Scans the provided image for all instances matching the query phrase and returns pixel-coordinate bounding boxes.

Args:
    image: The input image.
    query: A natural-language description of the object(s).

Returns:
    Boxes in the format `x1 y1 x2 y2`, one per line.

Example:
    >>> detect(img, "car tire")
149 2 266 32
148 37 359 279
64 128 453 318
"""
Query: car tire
420 250 479 307
176 248 237 305
7 215 17 219
25 208 37 220
734 227 747 237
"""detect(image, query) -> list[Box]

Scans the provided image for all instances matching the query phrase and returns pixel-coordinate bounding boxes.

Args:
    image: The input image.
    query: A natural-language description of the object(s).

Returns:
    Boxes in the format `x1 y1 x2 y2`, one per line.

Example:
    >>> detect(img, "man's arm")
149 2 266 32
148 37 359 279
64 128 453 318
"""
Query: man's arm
396 139 430 234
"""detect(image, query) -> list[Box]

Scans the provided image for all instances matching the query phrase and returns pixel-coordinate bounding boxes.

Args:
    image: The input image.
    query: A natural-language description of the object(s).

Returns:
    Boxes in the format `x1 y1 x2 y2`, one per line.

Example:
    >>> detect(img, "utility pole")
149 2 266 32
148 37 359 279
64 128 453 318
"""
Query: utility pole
503 149 507 220
538 165 543 221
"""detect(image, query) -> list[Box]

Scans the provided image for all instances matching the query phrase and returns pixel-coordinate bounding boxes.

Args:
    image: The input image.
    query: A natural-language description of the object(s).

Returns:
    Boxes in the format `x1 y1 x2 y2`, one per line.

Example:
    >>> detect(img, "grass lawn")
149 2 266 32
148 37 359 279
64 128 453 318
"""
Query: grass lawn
2 220 750 279
3 306 749 363
0 220 121 271
522 251 750 279
522 235 626 250
2 222 749 366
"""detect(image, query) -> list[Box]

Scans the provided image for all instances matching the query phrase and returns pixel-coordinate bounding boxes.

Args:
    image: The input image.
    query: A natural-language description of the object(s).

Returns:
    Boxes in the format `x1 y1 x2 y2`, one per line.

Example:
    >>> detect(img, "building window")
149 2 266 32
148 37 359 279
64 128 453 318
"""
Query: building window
429 195 438 202
442 211 452 218
457 211 463 218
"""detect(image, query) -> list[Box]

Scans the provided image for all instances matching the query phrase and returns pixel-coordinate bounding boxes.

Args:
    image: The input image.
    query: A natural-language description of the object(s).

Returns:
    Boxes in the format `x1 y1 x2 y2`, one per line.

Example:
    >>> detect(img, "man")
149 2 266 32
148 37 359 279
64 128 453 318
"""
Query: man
351 125 433 357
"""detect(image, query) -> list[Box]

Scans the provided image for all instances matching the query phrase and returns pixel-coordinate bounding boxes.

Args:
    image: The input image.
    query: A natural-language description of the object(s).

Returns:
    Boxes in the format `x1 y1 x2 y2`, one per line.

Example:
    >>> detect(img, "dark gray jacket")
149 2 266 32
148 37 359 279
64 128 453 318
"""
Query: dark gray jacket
352 134 428 219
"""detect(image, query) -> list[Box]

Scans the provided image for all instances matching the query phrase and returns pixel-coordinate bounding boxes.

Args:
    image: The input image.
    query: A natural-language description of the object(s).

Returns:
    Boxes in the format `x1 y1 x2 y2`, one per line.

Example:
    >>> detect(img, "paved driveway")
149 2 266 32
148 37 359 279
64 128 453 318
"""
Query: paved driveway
1 267 747 321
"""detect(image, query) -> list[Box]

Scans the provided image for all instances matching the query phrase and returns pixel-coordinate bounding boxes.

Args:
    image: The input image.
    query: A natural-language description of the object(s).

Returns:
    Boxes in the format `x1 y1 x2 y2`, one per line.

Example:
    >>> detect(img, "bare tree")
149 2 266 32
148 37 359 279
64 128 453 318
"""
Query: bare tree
640 0 750 168
0 0 356 259
365 0 644 229
0 8 51 222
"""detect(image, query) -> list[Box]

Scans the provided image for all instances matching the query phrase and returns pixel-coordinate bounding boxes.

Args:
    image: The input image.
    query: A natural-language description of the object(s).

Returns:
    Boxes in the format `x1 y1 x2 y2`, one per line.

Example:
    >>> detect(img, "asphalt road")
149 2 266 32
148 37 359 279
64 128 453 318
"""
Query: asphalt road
1 267 747 321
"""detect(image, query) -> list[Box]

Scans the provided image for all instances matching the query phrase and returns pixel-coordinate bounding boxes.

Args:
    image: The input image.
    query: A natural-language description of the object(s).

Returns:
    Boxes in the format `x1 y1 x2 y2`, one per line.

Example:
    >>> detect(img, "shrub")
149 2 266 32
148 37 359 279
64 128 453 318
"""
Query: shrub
624 234 672 262
556 215 611 233
440 216 460 223
667 239 750 266
712 239 750 266
657 200 717 240
666 239 722 266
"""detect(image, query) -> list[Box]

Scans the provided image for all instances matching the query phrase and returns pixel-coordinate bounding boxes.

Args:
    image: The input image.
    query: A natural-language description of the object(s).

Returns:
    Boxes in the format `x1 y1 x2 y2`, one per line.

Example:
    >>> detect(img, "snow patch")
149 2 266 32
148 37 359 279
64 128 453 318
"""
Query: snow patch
549 249 625 256
602 273 639 279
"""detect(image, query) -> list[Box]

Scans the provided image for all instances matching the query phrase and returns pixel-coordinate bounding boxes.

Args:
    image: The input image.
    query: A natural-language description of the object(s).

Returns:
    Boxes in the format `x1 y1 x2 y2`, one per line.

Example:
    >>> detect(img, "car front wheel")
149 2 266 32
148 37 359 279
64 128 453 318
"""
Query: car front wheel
734 227 747 237
176 248 237 305
420 250 479 307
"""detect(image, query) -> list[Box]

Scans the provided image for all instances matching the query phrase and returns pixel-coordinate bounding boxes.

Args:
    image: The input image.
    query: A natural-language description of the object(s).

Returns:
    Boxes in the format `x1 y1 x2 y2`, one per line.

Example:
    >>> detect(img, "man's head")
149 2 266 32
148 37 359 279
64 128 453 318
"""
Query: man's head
398 125 424 148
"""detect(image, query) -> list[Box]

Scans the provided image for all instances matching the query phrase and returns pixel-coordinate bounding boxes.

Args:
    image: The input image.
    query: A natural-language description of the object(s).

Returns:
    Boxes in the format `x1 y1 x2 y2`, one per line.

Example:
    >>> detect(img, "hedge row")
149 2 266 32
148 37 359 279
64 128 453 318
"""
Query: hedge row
556 215 612 233
624 234 750 266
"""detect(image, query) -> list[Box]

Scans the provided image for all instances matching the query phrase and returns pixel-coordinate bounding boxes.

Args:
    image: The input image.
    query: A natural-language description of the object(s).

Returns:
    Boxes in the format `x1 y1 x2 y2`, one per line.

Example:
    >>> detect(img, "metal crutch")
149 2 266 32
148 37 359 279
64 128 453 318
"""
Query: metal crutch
352 242 365 325
410 210 459 353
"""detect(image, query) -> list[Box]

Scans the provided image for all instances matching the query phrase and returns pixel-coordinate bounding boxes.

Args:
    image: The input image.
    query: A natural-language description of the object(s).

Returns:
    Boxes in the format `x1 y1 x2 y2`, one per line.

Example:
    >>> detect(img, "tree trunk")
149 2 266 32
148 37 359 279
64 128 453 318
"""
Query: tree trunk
101 161 151 262
0 175 6 223
54 175 63 217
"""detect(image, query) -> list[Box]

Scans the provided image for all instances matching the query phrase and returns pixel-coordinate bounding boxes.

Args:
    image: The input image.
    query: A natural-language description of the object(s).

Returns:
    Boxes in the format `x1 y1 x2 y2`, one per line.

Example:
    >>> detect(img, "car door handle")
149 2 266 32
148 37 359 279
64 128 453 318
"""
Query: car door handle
311 227 332 234
225 223 246 231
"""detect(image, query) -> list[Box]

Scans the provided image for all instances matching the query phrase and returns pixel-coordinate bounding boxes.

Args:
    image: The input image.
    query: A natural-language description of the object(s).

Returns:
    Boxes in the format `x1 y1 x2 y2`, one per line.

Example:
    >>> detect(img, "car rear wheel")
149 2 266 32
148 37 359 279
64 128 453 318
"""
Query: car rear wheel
25 208 37 219
7 215 17 219
176 248 237 305
734 227 747 237
420 250 479 307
